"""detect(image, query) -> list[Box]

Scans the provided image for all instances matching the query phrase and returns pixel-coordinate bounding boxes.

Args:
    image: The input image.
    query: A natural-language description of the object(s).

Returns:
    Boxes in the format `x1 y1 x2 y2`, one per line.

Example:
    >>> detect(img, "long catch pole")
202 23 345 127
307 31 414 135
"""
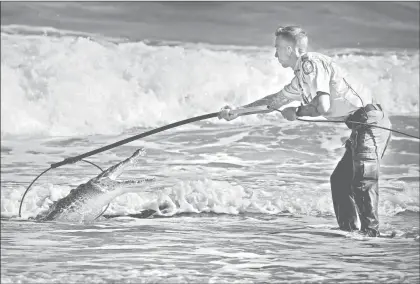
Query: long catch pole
50 106 269 169
20 108 267 217
51 112 217 168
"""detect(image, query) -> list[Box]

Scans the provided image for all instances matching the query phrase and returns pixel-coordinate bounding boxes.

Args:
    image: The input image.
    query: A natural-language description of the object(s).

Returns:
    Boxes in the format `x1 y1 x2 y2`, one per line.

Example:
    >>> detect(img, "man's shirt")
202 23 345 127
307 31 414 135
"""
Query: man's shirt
279 52 375 119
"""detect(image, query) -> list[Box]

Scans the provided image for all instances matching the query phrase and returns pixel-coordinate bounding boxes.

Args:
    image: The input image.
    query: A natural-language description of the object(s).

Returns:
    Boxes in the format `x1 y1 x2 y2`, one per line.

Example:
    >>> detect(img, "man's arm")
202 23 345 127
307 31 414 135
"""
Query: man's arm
240 76 302 111
218 77 301 121
239 91 292 114
296 92 331 117
218 90 295 120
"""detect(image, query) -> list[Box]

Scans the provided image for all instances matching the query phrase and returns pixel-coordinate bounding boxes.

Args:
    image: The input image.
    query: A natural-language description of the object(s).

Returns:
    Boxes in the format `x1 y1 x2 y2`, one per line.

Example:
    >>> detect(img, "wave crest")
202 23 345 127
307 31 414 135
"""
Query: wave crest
1 26 419 137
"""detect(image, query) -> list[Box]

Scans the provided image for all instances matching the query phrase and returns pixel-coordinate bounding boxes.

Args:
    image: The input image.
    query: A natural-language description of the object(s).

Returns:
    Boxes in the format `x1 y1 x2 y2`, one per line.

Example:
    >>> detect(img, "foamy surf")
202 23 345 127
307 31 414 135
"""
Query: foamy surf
1 25 419 138
3 176 418 221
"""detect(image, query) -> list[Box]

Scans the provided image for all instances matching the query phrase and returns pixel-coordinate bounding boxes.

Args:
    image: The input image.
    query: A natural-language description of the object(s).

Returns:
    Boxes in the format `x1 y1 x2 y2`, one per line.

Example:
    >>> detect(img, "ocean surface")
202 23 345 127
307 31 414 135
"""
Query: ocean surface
1 2 419 283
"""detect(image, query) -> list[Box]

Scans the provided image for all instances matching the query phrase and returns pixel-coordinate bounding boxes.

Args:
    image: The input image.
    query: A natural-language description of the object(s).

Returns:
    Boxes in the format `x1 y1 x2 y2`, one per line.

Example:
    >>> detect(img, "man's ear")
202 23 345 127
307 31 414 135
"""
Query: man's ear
286 46 293 56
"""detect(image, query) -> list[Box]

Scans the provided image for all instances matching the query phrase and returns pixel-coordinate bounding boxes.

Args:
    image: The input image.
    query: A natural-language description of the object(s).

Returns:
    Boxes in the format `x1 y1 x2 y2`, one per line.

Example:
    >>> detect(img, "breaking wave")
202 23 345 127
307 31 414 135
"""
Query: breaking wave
1 25 419 137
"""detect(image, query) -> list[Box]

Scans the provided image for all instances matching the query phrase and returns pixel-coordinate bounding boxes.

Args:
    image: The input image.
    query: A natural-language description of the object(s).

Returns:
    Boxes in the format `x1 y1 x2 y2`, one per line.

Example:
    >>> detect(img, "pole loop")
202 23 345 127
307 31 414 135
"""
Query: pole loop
18 159 104 218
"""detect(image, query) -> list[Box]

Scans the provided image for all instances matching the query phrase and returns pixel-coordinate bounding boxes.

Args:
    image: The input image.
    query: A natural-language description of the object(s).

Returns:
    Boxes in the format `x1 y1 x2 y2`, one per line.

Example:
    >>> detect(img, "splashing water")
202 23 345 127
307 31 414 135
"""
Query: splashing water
1 25 419 137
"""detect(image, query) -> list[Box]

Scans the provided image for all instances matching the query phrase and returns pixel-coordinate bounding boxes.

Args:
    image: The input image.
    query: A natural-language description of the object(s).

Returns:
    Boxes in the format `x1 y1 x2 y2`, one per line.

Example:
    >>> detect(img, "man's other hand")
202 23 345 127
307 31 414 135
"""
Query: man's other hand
218 105 239 121
281 106 298 121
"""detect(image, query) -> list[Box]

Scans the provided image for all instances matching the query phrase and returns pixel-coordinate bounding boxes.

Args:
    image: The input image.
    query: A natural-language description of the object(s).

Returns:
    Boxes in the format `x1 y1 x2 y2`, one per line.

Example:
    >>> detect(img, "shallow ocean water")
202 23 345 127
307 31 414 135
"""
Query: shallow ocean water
1 2 419 283
2 120 419 283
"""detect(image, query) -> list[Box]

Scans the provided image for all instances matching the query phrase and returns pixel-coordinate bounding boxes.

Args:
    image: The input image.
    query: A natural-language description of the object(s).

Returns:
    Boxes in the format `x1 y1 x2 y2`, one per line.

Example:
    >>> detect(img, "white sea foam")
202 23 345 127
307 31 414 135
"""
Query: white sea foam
2 176 418 220
1 25 418 137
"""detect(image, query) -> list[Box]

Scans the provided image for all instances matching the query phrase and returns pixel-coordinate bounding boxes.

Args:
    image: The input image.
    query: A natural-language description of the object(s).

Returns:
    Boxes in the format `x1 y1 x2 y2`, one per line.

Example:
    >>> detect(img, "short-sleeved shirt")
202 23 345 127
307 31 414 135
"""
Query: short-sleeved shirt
280 52 374 120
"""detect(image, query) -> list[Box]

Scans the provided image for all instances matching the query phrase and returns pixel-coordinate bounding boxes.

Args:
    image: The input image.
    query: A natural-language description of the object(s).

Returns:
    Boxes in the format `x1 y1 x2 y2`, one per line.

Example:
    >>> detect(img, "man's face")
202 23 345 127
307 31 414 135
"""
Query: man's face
274 36 292 68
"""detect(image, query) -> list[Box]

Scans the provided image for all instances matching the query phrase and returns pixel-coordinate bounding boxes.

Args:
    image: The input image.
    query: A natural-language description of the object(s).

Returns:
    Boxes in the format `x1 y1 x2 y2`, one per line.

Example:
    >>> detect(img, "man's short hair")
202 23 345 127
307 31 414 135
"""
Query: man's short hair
275 26 308 53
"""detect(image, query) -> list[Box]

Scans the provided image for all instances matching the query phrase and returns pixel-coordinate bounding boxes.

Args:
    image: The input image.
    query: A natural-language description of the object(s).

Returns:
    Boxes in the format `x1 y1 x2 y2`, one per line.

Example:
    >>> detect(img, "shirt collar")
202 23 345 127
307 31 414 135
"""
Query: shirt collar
293 53 307 73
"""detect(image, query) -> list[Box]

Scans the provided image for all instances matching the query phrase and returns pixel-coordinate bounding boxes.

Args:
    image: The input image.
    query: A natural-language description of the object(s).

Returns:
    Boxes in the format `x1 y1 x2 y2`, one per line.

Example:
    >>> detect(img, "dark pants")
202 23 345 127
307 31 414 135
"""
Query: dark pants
330 106 391 236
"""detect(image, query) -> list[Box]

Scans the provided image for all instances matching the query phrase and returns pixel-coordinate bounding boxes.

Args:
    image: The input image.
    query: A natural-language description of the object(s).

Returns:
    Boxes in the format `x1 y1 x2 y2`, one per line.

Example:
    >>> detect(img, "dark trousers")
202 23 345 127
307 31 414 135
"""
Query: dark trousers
330 107 391 236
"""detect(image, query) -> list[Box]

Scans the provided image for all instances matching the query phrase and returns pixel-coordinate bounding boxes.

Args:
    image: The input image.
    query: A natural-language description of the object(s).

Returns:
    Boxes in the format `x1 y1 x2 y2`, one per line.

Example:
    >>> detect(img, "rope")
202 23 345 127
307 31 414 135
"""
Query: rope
269 108 419 140
296 118 420 140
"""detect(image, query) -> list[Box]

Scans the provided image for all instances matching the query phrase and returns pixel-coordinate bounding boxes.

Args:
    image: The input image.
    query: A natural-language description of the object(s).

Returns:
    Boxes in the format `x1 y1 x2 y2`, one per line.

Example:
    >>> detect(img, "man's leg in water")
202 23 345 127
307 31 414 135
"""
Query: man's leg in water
351 110 392 237
330 147 361 231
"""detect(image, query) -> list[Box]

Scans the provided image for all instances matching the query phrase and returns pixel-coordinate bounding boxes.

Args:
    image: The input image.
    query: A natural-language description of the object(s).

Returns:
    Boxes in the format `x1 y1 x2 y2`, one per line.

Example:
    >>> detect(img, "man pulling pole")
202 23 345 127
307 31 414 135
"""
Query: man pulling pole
218 25 392 237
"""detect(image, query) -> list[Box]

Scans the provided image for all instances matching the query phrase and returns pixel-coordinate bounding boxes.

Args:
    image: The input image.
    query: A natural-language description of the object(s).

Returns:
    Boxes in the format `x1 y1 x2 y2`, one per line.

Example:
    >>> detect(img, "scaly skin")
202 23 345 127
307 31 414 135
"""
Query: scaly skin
36 149 155 221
